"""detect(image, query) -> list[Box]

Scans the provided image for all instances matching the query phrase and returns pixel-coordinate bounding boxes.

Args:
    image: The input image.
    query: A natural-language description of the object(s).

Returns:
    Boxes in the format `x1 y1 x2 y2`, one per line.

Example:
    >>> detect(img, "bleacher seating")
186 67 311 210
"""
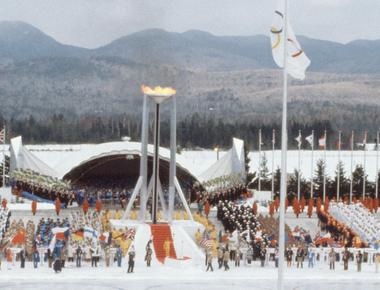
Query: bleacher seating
329 202 380 244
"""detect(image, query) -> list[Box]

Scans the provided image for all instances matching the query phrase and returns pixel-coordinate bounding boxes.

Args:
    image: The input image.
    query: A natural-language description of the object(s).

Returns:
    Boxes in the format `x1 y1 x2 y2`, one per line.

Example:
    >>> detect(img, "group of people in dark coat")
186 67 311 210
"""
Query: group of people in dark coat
196 185 248 209
217 200 269 259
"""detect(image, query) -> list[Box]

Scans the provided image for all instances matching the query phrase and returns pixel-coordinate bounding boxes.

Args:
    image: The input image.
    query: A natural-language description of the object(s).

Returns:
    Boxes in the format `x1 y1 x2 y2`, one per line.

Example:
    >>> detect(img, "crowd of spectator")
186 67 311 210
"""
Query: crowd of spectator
329 202 380 246
196 185 249 207
10 169 73 206
0 207 10 243
317 207 359 247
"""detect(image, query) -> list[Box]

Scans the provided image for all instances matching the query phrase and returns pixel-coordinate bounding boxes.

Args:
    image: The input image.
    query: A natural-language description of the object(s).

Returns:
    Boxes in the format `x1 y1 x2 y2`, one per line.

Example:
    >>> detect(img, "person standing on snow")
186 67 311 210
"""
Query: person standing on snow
53 254 62 273
32 248 40 268
145 246 152 267
20 249 26 269
296 246 304 268
356 250 363 272
223 249 230 271
342 248 350 271
235 248 241 267
307 248 315 268
272 246 278 268
206 251 214 272
116 245 123 267
328 248 336 270
75 245 82 267
260 246 266 267
105 246 110 267
127 246 135 273
286 247 293 267
375 252 380 273
217 247 224 268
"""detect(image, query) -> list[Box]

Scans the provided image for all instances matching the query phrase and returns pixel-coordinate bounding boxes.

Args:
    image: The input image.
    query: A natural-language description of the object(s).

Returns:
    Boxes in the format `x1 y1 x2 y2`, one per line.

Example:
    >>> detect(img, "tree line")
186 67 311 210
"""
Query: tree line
251 154 380 200
0 113 376 150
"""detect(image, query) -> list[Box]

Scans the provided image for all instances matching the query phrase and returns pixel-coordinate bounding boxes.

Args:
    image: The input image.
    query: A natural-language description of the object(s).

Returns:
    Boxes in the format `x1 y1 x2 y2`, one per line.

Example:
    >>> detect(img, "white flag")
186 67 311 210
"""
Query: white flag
305 134 313 146
270 0 311 80
295 134 302 148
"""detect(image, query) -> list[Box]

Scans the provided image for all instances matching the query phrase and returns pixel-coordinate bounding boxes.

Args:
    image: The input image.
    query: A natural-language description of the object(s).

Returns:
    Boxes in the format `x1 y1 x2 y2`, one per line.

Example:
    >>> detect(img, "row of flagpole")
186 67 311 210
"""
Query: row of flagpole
0 126 5 188
258 129 371 150
261 129 379 202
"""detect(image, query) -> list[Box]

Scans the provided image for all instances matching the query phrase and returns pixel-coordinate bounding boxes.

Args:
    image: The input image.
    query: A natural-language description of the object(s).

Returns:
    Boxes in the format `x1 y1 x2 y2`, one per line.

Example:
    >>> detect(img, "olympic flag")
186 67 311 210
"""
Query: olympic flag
271 1 310 290
270 0 311 80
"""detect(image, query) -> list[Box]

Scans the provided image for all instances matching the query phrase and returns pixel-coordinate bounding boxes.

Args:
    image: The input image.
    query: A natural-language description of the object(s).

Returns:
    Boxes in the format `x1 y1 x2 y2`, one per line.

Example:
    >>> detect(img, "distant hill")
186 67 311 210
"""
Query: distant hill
0 21 86 61
94 28 380 74
0 22 379 74
0 21 379 133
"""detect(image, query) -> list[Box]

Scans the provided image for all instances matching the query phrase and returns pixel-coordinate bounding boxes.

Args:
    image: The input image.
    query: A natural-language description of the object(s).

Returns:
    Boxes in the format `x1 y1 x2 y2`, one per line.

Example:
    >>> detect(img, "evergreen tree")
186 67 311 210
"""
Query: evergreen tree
352 165 366 199
314 159 327 199
259 153 271 190
330 161 350 200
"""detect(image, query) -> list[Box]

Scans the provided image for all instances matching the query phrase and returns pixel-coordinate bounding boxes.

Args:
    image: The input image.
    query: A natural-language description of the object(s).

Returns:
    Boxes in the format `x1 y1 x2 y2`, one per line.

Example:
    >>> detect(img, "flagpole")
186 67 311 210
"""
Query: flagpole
362 131 367 200
272 129 275 200
310 130 314 199
297 130 301 201
350 131 354 203
337 130 341 201
278 0 288 289
376 131 379 200
2 125 5 188
323 130 327 202
258 128 262 193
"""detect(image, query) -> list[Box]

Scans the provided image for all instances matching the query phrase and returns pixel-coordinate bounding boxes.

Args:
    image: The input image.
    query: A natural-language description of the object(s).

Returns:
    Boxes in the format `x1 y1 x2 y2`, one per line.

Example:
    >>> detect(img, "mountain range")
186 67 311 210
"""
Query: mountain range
1 21 380 74
0 20 379 132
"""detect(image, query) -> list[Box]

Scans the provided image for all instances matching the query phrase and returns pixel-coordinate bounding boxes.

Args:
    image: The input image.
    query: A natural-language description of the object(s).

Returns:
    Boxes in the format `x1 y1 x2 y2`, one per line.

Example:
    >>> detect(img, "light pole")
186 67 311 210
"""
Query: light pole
214 146 219 161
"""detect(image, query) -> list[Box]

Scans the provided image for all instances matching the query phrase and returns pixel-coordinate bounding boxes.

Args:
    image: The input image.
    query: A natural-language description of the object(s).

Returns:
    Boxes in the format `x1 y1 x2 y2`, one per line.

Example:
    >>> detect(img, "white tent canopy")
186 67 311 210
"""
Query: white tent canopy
10 136 58 177
199 138 246 185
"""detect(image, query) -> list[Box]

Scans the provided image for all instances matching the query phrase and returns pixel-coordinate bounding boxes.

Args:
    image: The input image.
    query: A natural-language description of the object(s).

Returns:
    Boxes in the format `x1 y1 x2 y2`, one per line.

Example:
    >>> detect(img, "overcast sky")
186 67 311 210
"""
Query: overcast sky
0 0 378 48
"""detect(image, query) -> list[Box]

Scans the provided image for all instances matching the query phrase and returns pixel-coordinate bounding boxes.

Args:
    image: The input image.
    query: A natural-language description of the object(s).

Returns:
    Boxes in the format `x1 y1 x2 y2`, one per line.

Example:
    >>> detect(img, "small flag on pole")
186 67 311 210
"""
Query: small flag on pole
319 136 326 149
270 0 311 80
125 228 136 240
295 133 302 148
199 238 213 249
306 134 314 146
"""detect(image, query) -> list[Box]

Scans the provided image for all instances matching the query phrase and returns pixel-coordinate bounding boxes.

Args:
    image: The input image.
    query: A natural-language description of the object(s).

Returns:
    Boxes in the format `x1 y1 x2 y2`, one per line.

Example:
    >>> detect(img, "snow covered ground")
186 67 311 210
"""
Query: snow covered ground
0 261 379 290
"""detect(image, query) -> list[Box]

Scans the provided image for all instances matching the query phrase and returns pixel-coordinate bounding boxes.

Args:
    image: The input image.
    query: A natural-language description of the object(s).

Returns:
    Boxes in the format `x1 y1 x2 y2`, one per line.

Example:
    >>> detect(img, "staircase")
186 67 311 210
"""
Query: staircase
150 224 177 264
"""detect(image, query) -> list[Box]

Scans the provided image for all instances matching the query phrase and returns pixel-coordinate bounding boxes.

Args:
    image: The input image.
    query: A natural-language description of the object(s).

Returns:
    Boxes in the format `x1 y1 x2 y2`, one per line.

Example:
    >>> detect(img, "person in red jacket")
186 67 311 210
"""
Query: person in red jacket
1 198 7 209
31 200 37 215
95 199 102 213
83 198 89 215
55 198 61 216
204 200 210 218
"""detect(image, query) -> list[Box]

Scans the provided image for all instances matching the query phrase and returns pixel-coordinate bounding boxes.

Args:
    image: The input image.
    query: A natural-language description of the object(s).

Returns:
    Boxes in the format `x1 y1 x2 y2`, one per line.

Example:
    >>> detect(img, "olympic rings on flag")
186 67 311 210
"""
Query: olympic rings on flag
271 10 283 50
271 33 281 49
287 38 304 58
270 11 284 34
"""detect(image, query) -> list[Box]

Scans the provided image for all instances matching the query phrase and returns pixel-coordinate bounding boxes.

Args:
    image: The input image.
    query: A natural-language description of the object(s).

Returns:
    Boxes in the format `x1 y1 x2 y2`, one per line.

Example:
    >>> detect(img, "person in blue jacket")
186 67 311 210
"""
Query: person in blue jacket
33 248 40 268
